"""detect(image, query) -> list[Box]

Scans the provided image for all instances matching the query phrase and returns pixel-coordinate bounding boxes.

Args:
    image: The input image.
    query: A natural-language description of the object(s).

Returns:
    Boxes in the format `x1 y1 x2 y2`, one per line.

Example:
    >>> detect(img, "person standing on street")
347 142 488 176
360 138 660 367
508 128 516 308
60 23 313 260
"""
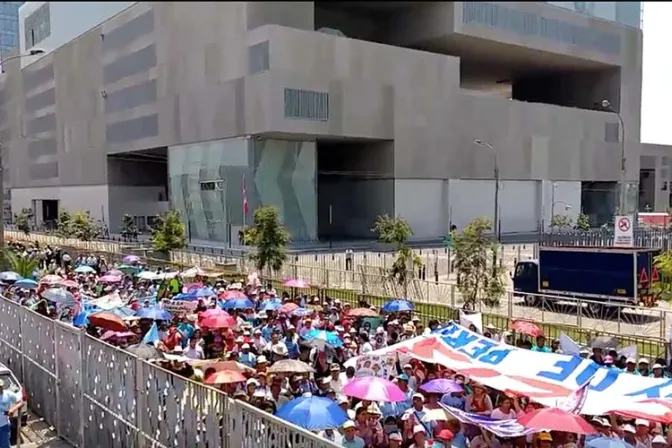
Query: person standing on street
0 379 22 448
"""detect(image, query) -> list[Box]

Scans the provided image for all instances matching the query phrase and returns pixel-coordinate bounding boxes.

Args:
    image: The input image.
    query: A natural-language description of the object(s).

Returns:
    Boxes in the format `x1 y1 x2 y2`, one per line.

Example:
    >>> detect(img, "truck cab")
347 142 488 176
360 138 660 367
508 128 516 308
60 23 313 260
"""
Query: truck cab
513 260 540 306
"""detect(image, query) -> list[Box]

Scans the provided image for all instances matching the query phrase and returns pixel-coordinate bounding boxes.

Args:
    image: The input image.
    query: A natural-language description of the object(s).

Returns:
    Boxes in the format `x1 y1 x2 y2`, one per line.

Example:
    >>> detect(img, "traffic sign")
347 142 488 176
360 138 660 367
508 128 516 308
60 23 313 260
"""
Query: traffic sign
639 268 649 285
652 266 660 283
614 215 634 247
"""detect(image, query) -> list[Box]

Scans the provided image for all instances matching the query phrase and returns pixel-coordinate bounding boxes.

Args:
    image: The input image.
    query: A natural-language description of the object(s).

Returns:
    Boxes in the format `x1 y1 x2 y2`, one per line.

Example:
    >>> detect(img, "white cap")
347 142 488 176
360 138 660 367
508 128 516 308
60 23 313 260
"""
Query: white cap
622 424 636 434
653 363 664 369
241 343 250 349
336 395 349 404
639 358 650 365
246 379 259 387
652 435 667 444
257 355 268 364
626 357 636 364
342 420 355 430
412 393 425 401
252 390 266 398
413 424 425 435
635 418 649 426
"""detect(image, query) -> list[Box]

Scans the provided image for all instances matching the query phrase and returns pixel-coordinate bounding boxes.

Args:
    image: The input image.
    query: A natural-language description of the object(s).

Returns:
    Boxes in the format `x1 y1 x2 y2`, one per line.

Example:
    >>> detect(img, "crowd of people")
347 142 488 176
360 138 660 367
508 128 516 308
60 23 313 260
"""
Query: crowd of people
0 240 670 448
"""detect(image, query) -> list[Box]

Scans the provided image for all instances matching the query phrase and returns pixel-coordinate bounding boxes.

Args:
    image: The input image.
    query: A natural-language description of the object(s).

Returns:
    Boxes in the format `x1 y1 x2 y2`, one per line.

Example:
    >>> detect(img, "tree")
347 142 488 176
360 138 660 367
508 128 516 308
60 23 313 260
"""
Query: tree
120 214 139 239
550 214 573 230
371 214 422 297
653 251 672 301
243 206 290 273
56 210 74 238
150 210 187 253
71 210 103 241
14 208 32 235
575 213 591 231
453 217 506 310
4 251 40 278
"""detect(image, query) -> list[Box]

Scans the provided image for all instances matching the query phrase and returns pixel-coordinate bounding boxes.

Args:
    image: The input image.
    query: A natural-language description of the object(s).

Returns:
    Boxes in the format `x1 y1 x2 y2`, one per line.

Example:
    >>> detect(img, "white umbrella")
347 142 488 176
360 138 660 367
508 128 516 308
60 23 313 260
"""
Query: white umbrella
157 271 179 280
182 267 205 278
137 271 159 281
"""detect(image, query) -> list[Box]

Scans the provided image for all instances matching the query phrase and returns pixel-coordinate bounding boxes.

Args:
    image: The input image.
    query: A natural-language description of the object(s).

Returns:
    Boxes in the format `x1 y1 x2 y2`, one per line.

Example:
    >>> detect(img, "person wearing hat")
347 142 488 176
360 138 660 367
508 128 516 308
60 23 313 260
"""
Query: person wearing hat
536 432 553 448
341 420 364 448
635 418 652 447
638 358 651 376
652 434 667 448
183 336 204 360
434 429 454 448
465 383 493 415
621 424 636 446
387 431 403 448
328 363 346 394
651 363 667 379
623 357 640 375
0 379 21 448
238 343 256 368
407 424 427 448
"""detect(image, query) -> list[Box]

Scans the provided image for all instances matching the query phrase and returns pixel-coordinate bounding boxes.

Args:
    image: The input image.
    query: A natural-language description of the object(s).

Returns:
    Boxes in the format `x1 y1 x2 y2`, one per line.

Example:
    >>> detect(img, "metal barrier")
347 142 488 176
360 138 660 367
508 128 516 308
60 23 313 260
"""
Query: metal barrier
0 297 337 448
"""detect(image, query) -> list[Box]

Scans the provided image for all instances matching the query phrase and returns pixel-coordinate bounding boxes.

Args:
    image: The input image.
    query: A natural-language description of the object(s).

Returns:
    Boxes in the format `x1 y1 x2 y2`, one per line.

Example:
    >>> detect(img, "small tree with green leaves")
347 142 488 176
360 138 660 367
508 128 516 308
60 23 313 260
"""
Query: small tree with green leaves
653 251 672 301
550 214 573 230
372 214 422 297
56 210 74 238
4 251 40 278
150 210 187 253
575 213 591 231
71 211 103 241
15 208 32 235
243 206 290 274
453 217 506 310
121 214 138 239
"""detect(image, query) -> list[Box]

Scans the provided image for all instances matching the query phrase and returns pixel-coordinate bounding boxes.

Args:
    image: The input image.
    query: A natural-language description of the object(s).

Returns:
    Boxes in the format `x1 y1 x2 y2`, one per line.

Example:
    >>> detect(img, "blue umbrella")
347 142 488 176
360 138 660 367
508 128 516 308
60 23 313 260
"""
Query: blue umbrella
194 287 216 298
73 306 102 327
585 437 629 448
221 298 255 310
14 278 38 289
173 292 198 301
42 288 75 304
291 308 314 317
260 299 282 312
135 307 173 321
382 299 414 313
0 271 21 282
303 329 342 349
74 265 95 274
276 395 348 431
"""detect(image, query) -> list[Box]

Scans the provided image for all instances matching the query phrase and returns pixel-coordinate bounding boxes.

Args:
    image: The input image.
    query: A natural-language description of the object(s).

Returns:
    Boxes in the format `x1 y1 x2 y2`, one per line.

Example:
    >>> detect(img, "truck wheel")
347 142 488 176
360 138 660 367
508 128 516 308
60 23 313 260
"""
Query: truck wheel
586 302 604 316
523 295 538 306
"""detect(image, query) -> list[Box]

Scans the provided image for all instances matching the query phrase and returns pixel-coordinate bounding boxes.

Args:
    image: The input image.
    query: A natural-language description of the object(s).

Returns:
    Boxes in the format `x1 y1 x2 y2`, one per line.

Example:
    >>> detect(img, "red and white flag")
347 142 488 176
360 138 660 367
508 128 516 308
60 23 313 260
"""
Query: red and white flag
242 174 249 218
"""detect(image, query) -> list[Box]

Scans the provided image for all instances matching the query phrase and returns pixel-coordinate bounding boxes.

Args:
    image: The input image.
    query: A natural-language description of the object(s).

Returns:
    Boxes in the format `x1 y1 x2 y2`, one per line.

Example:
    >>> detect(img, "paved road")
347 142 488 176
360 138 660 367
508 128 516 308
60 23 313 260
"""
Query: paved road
17 412 70 448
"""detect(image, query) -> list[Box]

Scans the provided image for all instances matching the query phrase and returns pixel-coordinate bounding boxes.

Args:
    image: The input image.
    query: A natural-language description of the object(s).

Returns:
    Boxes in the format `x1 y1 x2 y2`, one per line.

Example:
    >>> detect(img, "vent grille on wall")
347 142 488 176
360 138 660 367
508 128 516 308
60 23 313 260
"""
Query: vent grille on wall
284 88 329 122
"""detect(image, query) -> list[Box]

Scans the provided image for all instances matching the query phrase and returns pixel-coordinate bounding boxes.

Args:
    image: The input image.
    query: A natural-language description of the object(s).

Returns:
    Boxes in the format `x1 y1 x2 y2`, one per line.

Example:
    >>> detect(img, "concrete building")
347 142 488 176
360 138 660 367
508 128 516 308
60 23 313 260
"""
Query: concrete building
639 2 672 213
0 2 644 242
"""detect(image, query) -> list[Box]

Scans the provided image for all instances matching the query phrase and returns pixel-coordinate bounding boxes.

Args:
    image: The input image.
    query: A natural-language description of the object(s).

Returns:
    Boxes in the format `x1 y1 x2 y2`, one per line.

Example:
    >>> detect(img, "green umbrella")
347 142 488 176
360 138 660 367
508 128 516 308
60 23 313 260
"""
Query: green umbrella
118 264 139 274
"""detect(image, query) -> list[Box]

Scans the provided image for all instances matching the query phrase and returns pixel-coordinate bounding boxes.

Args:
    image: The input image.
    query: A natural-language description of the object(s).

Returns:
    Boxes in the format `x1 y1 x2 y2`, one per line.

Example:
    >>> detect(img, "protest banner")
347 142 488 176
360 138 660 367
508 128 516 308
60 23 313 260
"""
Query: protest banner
163 299 198 316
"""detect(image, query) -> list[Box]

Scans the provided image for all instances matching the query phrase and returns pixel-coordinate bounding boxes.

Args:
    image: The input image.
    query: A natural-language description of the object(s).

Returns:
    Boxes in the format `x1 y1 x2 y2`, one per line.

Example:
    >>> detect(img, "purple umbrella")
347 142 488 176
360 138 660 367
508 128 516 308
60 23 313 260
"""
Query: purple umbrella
123 255 140 264
420 379 463 395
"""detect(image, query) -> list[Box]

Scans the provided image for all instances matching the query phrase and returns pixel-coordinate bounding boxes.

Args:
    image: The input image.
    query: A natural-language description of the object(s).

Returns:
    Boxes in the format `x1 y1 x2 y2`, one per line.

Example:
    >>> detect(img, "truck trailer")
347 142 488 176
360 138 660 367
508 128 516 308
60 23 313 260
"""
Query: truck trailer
512 246 660 312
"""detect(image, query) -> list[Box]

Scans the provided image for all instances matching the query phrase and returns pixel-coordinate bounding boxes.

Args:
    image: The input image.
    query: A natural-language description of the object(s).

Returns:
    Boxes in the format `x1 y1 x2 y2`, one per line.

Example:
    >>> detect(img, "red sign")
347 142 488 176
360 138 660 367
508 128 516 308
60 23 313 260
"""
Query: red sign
639 268 649 285
618 217 631 232
651 267 660 283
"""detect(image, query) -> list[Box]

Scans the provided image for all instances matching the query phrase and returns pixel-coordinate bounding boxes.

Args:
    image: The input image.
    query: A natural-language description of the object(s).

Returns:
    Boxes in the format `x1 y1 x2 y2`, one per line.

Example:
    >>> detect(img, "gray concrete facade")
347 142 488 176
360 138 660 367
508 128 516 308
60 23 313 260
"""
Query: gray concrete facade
0 2 644 238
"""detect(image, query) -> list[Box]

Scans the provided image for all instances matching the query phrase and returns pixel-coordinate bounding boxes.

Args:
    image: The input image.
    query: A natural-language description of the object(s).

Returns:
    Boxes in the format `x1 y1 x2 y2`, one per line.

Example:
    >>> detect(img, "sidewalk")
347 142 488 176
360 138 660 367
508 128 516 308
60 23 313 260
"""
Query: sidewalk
16 412 71 448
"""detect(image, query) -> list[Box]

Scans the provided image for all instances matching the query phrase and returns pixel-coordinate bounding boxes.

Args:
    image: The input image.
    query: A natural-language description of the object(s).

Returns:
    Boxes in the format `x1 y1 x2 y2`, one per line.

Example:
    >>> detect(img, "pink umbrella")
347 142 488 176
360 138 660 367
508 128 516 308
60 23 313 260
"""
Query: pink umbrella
99 275 122 283
282 279 310 288
219 290 247 300
106 269 124 277
198 308 228 320
100 330 135 342
342 376 406 402
184 282 203 293
40 275 63 285
61 279 79 289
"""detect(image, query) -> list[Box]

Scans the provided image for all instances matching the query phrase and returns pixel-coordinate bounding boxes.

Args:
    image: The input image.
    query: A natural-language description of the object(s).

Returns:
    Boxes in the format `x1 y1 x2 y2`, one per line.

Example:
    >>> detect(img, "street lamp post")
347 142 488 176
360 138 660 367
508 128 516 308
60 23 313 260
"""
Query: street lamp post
0 49 45 249
600 99 627 215
473 139 499 238
550 182 572 229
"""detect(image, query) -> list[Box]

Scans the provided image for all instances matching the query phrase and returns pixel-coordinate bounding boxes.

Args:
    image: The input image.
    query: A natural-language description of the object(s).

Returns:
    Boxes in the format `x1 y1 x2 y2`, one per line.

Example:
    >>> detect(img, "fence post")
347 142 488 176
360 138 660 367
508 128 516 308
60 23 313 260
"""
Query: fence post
78 331 85 447
53 321 61 440
135 359 146 448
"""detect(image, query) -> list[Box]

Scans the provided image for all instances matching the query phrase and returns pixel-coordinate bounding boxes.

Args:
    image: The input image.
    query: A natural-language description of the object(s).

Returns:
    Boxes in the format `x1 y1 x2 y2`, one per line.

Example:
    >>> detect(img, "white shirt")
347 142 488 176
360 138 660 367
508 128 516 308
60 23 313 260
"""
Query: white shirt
184 346 204 360
330 375 347 394
490 408 517 419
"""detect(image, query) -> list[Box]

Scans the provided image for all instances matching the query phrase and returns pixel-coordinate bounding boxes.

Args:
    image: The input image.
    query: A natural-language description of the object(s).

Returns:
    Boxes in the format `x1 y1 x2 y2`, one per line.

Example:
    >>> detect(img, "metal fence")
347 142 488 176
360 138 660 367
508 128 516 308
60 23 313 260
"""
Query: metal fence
0 297 337 448
542 228 672 249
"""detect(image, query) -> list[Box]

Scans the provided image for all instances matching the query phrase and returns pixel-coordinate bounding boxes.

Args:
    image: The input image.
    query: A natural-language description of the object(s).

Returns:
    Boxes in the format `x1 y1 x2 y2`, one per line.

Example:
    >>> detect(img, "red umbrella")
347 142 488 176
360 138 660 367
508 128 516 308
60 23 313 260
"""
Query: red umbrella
200 313 237 329
279 302 299 314
198 308 227 320
88 312 128 332
517 407 597 434
347 308 379 317
61 279 79 289
510 320 543 337
219 290 247 300
204 369 247 385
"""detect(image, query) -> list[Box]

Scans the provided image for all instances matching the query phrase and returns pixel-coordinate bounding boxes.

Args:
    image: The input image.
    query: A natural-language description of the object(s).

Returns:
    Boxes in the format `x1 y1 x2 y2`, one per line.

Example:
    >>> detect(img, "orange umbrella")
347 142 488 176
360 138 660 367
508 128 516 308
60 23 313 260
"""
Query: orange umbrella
204 369 247 385
88 312 128 332
279 302 299 314
347 308 379 317
510 320 543 337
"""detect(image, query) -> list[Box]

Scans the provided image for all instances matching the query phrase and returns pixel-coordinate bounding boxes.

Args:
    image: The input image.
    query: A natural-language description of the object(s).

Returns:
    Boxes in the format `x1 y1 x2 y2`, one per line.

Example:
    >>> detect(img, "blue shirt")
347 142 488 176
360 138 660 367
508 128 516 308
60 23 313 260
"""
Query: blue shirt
452 431 468 448
531 345 551 353
0 391 19 427
238 352 256 368
441 394 465 410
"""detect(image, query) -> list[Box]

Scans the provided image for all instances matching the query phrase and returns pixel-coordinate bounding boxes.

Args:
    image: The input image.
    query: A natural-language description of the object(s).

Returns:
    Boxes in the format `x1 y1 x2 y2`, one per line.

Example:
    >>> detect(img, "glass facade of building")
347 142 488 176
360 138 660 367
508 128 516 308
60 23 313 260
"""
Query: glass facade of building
545 2 642 28
0 2 22 53
168 137 317 244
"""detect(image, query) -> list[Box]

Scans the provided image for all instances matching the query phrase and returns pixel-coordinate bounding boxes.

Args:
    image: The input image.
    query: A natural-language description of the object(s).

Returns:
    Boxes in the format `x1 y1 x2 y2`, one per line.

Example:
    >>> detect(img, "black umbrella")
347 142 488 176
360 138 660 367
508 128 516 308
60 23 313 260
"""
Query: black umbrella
126 344 165 360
